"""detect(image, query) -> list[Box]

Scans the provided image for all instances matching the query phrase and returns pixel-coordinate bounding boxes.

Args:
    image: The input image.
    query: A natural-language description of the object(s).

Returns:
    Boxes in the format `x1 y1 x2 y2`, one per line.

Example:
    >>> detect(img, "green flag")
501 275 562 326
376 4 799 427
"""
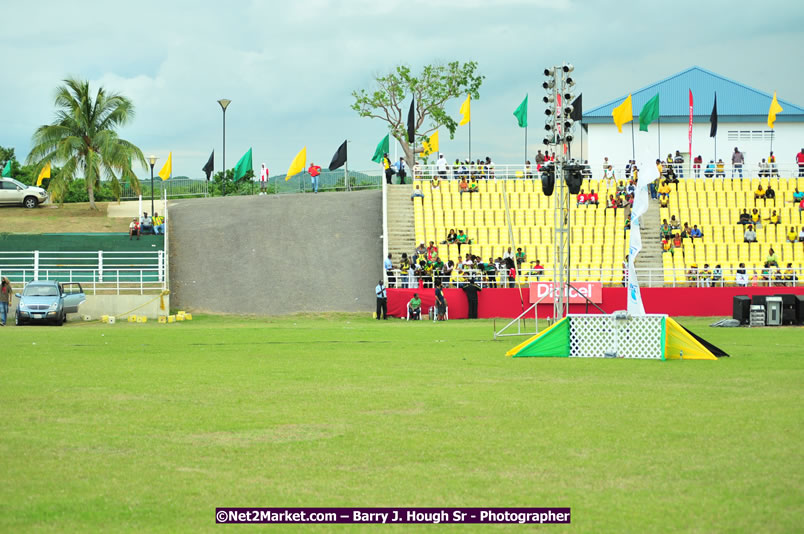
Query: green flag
371 134 389 164
233 147 253 182
513 94 528 128
1 160 11 177
639 93 660 132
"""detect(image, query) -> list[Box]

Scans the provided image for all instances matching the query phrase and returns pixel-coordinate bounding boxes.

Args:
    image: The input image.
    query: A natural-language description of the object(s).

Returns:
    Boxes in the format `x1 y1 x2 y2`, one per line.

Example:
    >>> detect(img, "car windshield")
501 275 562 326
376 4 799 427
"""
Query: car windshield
23 285 59 297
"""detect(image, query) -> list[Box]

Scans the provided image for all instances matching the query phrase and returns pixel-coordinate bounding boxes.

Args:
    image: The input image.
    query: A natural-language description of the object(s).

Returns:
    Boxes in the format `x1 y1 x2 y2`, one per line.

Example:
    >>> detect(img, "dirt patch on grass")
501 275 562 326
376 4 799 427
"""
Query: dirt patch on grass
0 202 129 233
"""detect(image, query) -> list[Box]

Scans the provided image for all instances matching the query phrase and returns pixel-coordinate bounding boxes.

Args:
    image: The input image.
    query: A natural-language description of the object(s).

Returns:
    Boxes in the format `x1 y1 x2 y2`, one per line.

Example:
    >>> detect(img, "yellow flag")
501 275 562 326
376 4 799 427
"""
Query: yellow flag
612 94 633 133
286 147 307 180
158 152 172 181
422 131 439 156
36 163 51 186
767 92 783 129
459 94 471 126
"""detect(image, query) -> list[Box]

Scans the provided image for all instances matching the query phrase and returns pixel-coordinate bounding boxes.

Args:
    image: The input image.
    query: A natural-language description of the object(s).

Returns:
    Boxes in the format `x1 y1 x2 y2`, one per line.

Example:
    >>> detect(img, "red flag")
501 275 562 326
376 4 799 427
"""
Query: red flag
688 89 694 156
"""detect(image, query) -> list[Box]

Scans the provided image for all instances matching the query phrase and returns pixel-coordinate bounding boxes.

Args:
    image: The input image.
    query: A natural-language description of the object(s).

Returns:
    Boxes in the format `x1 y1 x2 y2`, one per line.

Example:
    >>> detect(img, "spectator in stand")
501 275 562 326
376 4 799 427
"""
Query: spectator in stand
674 151 684 178
669 216 681 230
700 264 712 287
588 189 599 206
129 218 140 240
456 230 468 255
681 222 692 239
754 184 765 203
426 241 438 261
515 247 526 269
577 189 587 206
737 209 751 225
704 160 715 178
792 188 803 203
787 227 798 243
436 154 448 177
445 229 457 245
535 150 545 169
744 224 757 243
765 210 781 225
411 185 424 201
661 238 672 254
693 154 703 178
384 254 394 286
399 253 411 283
659 191 670 208
140 212 153 234
484 258 497 287
657 180 671 199
716 159 726 178
616 180 626 194
503 247 514 263
602 156 609 175
765 184 776 200
468 177 479 193
799 226 804 242
431 175 441 190
736 263 748 287
769 151 779 177
712 264 723 286
382 154 393 184
690 225 703 240
396 158 407 183
758 158 769 177
660 219 672 239
604 165 616 188
505 258 516 288
784 263 797 286
525 161 533 179
686 264 699 285
413 242 427 264
800 198 804 213
532 259 544 280
766 248 779 267
672 232 683 250
152 212 165 235
458 177 469 195
606 194 618 211
751 208 762 228
407 293 422 320
732 147 744 178
797 148 804 177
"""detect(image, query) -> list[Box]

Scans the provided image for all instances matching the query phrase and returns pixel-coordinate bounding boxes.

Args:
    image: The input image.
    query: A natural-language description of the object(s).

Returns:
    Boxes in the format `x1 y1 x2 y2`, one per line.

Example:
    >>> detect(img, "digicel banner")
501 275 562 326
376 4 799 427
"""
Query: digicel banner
529 282 602 304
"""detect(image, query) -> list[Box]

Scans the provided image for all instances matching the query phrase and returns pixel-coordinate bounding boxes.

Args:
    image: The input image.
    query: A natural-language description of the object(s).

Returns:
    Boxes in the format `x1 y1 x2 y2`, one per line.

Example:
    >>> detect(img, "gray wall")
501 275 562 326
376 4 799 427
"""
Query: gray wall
168 191 382 315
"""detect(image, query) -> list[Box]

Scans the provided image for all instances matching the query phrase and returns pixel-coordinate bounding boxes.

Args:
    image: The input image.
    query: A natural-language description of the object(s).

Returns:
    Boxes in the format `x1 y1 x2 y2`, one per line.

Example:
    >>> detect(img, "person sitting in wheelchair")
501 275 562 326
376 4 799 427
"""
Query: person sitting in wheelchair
408 293 422 320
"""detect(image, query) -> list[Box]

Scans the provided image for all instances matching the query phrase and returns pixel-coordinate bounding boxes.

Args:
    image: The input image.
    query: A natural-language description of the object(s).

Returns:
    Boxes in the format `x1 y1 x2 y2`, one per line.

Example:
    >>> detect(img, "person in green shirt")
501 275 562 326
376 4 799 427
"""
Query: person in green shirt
408 293 422 320
515 248 526 269
456 230 468 255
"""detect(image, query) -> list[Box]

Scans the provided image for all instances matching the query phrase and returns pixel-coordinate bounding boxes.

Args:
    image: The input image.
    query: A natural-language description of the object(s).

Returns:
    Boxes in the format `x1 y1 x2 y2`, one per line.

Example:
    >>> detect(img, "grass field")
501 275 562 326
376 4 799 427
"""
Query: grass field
1 314 801 532
0 202 129 233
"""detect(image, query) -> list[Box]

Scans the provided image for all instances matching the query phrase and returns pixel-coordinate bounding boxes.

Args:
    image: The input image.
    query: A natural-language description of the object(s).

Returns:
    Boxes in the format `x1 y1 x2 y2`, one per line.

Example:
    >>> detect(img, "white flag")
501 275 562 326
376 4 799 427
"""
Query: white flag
627 161 653 315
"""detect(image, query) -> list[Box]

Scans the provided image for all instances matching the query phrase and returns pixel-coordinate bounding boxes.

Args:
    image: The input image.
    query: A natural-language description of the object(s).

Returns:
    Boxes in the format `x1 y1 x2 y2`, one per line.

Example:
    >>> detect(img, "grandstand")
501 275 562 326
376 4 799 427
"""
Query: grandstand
403 168 802 288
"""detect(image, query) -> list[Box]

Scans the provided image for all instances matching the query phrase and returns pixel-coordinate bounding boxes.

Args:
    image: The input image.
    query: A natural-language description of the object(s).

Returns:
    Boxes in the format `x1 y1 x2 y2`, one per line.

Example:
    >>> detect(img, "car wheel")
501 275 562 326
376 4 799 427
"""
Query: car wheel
23 196 39 209
55 313 64 326
15 311 22 326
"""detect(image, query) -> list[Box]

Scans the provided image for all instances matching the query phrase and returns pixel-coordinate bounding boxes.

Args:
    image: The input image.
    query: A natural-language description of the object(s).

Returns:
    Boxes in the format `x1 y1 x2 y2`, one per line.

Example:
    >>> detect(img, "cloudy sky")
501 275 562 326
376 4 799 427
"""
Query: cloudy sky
2 0 802 177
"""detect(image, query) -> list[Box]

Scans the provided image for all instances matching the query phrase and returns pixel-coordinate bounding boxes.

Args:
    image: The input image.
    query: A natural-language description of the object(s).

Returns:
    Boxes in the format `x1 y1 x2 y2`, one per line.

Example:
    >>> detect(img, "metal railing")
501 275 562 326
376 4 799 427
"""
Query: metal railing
386 265 802 289
412 163 804 182
0 250 165 294
122 178 209 200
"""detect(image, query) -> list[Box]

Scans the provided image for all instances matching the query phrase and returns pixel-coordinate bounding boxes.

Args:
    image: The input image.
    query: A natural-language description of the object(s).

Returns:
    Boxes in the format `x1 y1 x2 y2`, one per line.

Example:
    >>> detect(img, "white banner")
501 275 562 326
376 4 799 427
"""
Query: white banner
627 161 653 315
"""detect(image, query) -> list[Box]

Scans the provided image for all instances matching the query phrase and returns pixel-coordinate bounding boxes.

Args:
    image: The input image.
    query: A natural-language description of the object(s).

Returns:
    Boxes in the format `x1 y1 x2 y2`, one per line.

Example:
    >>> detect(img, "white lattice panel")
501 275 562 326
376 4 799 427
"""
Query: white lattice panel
568 314 665 359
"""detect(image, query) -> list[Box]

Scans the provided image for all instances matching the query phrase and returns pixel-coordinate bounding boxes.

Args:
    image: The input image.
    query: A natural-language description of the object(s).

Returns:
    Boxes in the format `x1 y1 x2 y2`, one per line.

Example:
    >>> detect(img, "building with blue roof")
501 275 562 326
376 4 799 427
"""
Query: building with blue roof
577 66 804 175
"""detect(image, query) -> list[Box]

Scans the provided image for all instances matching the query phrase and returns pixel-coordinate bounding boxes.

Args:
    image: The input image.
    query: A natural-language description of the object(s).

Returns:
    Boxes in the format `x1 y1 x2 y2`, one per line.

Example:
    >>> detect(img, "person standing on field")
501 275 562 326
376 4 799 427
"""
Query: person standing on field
0 277 11 326
375 280 387 320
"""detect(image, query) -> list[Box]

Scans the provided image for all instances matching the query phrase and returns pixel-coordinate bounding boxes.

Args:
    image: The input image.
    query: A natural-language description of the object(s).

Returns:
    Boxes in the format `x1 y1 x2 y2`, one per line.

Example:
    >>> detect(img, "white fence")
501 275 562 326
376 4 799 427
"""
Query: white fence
0 251 165 295
386 265 801 289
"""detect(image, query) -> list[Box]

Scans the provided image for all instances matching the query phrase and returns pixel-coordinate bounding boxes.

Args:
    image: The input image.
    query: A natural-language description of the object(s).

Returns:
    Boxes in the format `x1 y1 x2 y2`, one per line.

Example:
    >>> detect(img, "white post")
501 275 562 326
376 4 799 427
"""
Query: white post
158 250 164 283
138 195 142 219
98 251 103 283
33 250 39 281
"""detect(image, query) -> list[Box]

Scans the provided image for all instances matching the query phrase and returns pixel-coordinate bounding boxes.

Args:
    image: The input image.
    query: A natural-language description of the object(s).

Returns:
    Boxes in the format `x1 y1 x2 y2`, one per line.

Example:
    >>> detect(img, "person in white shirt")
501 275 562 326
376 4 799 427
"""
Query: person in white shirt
436 154 448 177
259 163 269 194
735 263 748 287
503 247 514 262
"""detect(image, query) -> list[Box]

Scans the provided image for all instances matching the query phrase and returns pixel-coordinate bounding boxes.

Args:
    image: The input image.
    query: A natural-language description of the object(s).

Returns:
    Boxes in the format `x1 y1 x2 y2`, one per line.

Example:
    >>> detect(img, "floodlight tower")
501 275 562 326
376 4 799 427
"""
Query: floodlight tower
541 63 577 320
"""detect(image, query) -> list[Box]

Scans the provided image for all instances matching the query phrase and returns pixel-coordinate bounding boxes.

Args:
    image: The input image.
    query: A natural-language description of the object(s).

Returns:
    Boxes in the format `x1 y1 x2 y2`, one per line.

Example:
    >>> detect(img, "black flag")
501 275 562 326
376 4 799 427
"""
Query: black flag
407 98 415 143
709 93 718 138
329 140 347 171
202 150 214 180
570 94 583 122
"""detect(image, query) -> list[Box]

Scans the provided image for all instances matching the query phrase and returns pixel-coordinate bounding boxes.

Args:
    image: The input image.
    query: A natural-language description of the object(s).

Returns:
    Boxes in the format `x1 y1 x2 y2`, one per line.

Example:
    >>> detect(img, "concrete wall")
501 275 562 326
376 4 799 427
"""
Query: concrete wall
168 191 382 315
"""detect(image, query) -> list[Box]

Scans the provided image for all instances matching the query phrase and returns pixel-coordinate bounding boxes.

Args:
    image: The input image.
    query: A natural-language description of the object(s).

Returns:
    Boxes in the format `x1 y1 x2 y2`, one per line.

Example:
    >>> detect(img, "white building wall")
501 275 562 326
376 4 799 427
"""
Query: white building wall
584 121 803 178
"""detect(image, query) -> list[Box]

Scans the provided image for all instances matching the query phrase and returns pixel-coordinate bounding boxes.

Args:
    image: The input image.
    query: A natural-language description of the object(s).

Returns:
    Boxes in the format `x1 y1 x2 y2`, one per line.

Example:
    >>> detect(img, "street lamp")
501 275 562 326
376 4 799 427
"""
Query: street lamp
217 99 231 196
148 155 158 216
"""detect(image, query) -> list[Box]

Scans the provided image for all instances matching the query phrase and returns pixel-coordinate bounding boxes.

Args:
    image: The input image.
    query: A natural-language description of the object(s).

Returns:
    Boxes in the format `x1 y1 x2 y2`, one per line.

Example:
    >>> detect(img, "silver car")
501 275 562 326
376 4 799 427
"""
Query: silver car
0 177 49 208
15 281 85 326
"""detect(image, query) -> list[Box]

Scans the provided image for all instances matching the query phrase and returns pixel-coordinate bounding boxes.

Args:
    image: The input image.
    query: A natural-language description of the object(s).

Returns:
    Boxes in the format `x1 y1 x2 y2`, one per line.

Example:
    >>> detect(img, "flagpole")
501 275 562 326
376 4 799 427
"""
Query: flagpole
630 120 635 161
658 115 661 160
469 122 472 162
524 126 528 164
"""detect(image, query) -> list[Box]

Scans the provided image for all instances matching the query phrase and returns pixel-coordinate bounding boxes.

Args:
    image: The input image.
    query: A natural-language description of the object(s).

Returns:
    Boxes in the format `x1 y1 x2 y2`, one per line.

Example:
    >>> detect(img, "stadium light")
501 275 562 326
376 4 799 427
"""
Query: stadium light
562 63 574 73
544 67 556 76
148 155 158 217
217 98 231 196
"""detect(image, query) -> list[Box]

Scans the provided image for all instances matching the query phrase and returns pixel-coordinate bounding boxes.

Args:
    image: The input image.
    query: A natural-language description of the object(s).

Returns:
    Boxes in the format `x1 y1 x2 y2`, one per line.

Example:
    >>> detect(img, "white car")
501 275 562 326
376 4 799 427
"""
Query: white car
0 178 49 208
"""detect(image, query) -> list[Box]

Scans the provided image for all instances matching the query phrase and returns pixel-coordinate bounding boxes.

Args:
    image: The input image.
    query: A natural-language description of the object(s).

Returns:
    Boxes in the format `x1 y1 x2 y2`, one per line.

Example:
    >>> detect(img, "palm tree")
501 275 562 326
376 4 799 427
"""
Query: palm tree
27 78 145 209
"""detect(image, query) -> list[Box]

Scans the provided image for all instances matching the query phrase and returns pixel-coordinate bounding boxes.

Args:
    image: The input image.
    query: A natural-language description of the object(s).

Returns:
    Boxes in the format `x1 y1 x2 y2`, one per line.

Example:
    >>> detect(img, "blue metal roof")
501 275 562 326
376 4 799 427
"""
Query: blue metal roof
583 66 804 123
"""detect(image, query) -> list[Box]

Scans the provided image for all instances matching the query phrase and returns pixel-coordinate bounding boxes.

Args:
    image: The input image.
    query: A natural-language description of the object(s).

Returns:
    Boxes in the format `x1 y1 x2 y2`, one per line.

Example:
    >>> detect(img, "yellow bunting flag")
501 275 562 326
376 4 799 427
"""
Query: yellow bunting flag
286 147 307 180
158 152 172 181
612 94 633 133
767 92 783 129
36 163 51 186
422 130 439 156
459 94 471 126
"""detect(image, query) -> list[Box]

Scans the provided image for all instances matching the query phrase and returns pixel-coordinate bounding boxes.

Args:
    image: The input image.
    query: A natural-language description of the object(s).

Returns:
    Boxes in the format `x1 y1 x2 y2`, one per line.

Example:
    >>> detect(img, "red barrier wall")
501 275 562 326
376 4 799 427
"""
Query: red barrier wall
387 286 804 319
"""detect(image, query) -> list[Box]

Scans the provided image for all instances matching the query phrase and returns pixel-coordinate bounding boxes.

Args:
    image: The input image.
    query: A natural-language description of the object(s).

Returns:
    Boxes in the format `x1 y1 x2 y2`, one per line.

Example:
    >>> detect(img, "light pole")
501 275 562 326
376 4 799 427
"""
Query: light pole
148 155 158 216
217 99 231 196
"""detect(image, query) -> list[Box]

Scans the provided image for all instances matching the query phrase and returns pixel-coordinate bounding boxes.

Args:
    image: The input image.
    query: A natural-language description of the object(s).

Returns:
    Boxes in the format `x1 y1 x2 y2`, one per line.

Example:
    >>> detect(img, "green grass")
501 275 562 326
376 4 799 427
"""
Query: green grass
0 202 129 233
1 315 801 533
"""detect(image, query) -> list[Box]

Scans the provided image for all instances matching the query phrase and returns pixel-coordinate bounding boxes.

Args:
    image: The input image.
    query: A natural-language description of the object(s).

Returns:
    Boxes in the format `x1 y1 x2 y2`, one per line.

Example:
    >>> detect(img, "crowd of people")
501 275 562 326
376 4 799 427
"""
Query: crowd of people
128 211 165 240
